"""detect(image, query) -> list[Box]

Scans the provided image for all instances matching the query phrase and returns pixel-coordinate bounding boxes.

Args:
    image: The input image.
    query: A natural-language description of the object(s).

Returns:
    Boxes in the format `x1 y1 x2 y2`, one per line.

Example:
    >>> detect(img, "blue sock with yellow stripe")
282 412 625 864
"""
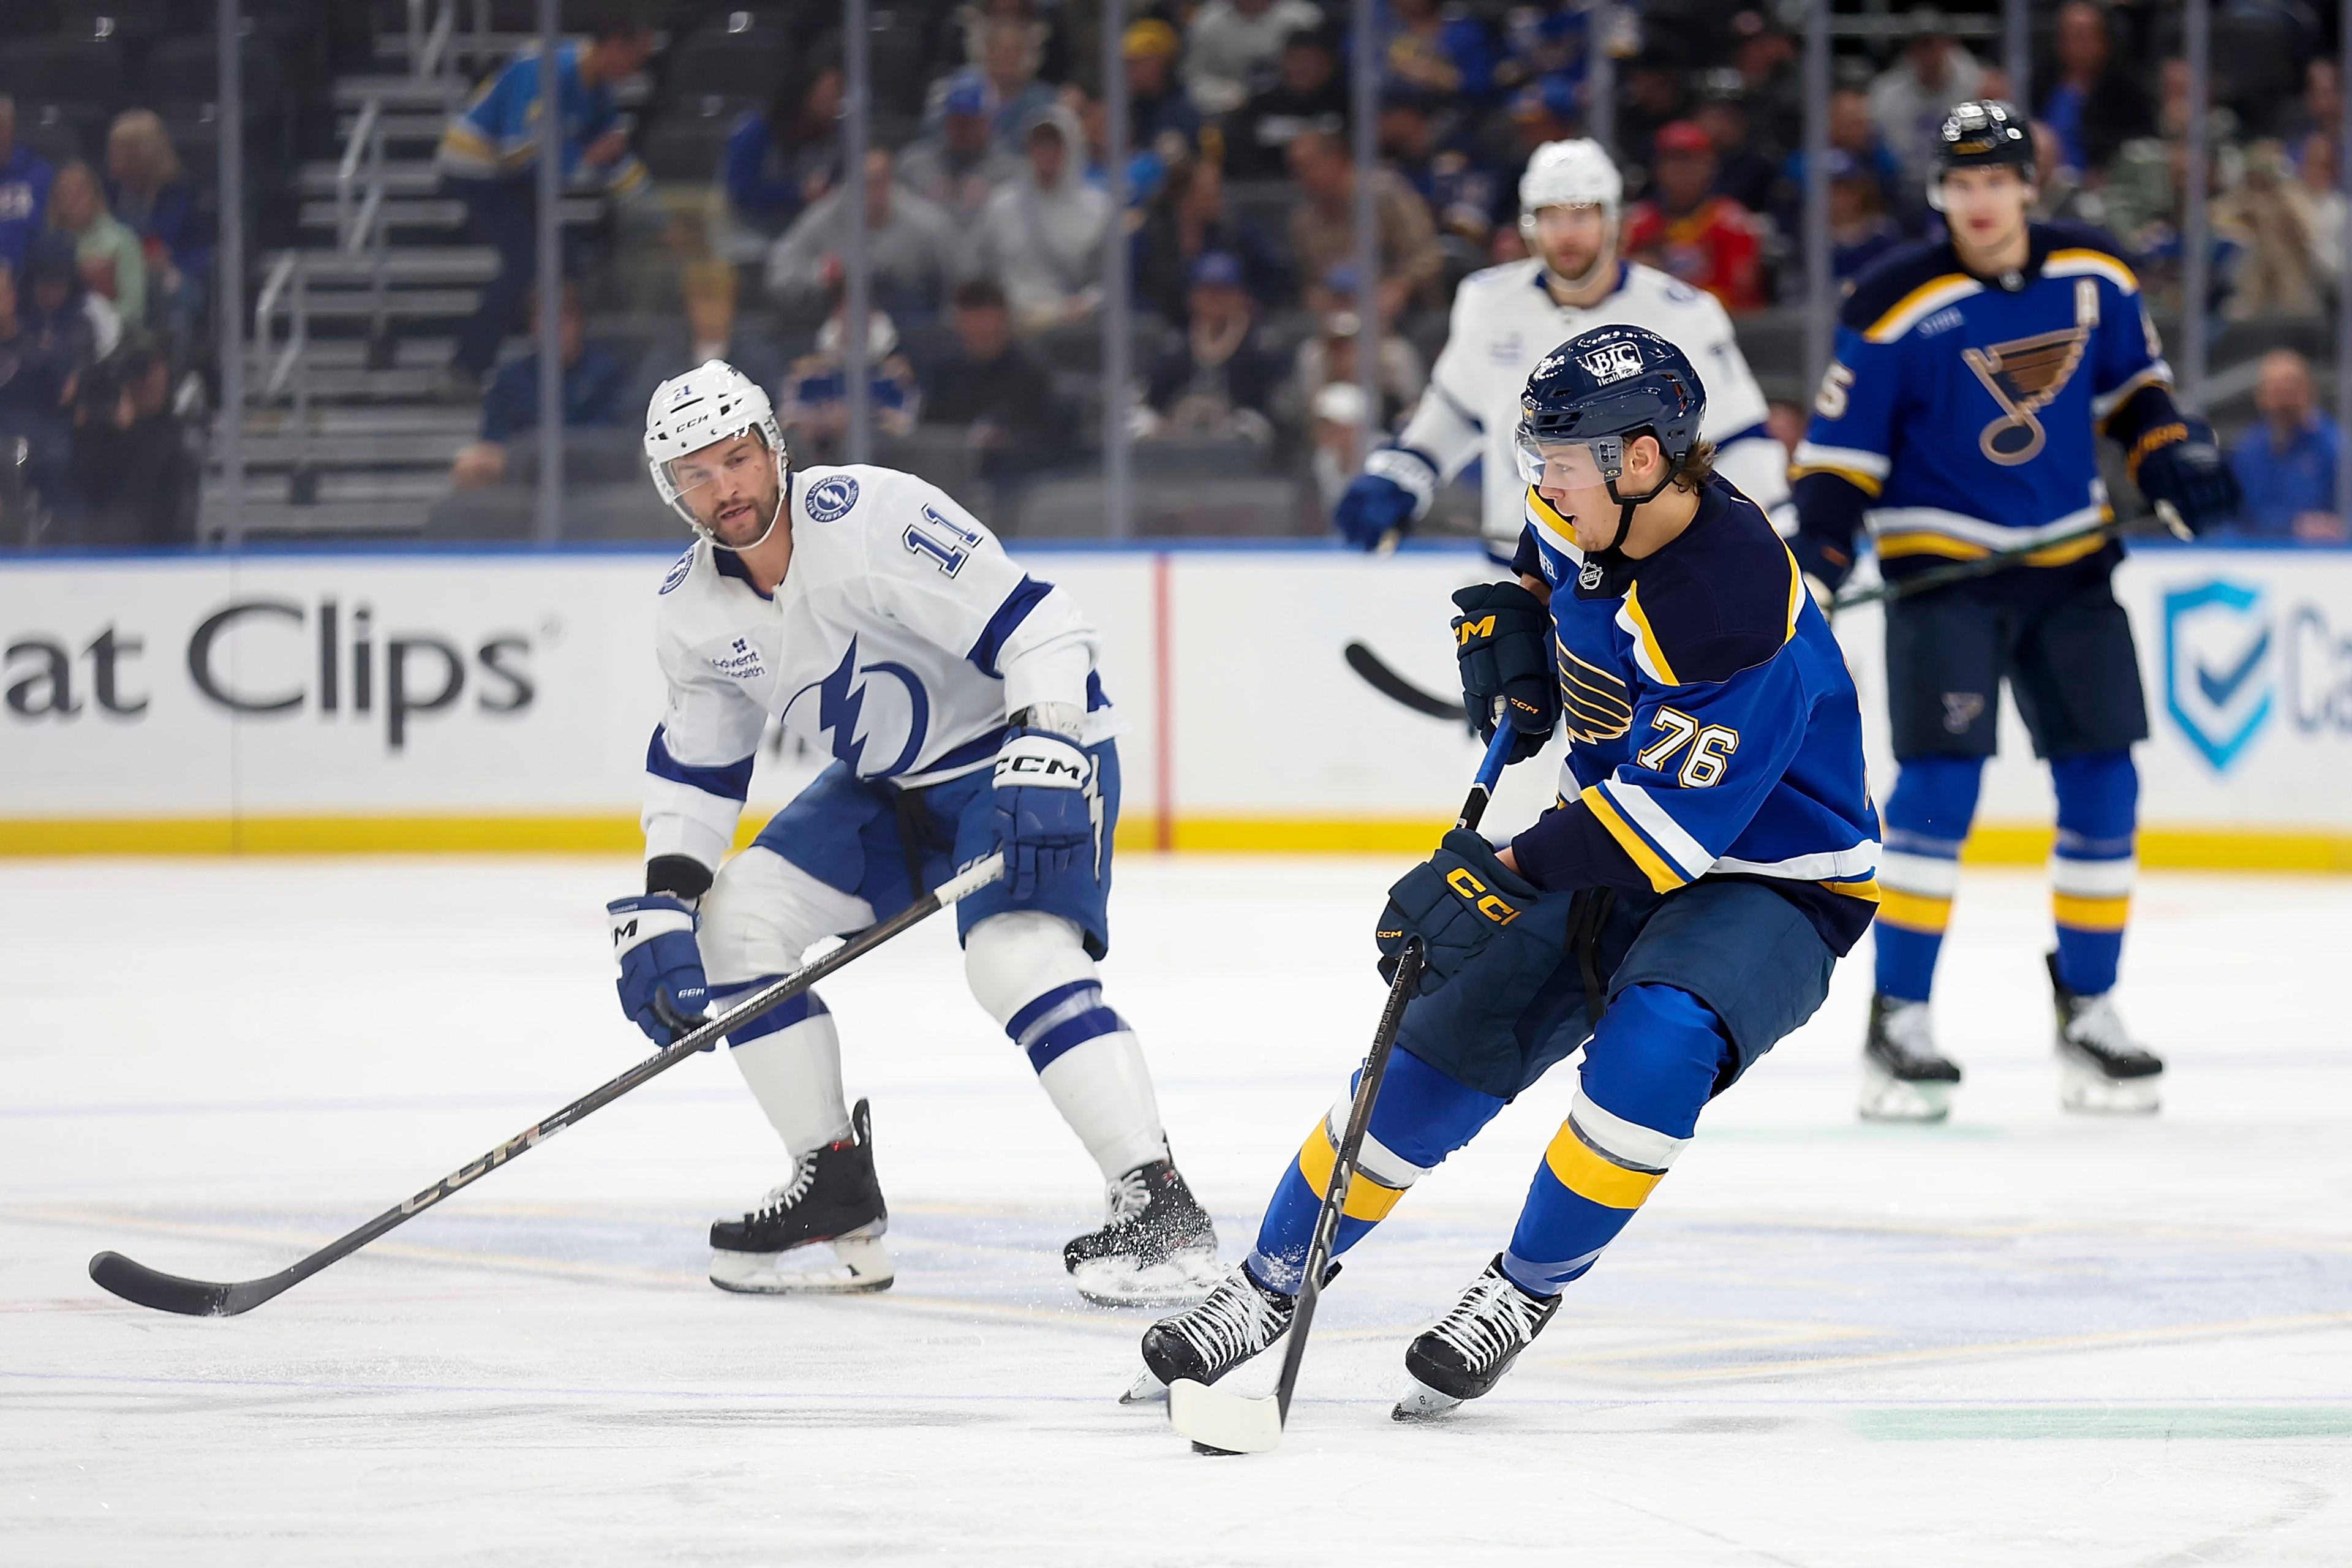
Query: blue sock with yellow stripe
1245 1046 1504 1294
2049 750 2136 996
1874 754 1984 1003
1501 985 1725 1293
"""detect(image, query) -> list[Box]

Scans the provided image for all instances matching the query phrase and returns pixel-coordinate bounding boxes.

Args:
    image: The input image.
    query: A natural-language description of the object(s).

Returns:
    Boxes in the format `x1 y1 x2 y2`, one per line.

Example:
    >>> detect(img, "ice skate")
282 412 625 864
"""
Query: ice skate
709 1099 895 1294
1858 993 1962 1122
1125 1262 1295 1403
1065 1157 1220 1307
1394 1254 1561 1420
2048 954 2162 1114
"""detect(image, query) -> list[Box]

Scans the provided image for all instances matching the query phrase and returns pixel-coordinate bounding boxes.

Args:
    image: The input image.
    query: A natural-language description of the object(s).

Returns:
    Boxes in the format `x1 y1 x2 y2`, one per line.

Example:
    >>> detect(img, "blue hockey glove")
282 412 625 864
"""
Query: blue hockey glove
1334 473 1418 550
607 894 712 1046
1376 829 1545 995
1452 581 1558 762
991 728 1096 900
2130 419 2239 535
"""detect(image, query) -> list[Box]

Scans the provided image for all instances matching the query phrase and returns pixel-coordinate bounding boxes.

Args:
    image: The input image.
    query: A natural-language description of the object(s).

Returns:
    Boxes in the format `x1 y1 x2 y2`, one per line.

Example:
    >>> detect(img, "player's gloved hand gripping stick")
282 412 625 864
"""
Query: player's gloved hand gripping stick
1169 724 1519 1456
86 854 1009 1317
1829 501 2192 612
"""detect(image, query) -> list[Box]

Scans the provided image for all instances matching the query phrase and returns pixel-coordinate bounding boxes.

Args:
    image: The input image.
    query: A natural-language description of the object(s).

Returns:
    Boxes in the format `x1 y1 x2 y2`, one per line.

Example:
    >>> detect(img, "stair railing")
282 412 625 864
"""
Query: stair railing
253 251 313 502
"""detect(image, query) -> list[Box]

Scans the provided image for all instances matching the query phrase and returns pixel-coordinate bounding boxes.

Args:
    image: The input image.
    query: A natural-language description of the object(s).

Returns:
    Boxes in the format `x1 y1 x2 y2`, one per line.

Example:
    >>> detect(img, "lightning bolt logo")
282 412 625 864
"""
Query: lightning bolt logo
815 638 870 775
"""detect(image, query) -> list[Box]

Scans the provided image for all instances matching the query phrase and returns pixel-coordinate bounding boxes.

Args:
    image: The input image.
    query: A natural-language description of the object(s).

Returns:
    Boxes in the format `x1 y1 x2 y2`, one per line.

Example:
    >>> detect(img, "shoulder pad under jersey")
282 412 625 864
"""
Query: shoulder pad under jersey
1621 484 1803 687
1838 239 1969 338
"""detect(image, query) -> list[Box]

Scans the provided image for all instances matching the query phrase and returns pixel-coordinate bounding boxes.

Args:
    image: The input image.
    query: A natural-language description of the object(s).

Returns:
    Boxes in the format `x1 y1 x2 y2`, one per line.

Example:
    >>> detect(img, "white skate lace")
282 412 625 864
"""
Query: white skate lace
752 1150 822 1220
1102 1168 1153 1227
1170 1274 1284 1368
1428 1270 1545 1374
1880 1000 1942 1066
2064 993 2146 1061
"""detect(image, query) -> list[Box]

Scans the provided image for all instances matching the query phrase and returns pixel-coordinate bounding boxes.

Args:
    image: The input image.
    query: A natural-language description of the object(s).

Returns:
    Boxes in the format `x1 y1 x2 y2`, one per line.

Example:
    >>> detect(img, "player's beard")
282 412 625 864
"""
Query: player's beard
704 480 782 551
1537 222 1617 297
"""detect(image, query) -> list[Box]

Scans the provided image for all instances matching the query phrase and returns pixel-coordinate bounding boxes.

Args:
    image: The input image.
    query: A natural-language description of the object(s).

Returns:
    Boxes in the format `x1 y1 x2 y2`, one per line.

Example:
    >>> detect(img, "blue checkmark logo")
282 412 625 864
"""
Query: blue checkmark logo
2163 581 2273 772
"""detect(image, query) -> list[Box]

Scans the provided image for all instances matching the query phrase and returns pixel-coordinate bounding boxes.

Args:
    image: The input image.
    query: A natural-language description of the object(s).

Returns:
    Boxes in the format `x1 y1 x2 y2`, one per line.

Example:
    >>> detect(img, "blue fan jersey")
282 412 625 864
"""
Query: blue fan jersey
1510 478 1883 954
1790 222 2186 590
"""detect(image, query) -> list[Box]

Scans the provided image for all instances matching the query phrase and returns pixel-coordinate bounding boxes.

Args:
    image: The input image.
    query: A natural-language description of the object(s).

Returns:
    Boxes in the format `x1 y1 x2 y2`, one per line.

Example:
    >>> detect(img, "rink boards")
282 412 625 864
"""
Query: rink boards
1 541 2346 867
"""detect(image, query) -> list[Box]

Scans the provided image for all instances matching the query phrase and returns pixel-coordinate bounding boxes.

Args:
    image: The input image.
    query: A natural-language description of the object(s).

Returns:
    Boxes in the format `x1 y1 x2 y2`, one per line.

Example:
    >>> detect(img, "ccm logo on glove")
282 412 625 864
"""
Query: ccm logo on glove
1444 867 1521 925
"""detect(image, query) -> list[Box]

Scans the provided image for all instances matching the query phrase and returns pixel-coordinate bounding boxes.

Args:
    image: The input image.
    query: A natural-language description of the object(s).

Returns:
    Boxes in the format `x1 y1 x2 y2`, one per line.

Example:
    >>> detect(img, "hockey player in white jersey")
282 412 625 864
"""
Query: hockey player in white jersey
1334 138 1790 561
605 360 1216 1305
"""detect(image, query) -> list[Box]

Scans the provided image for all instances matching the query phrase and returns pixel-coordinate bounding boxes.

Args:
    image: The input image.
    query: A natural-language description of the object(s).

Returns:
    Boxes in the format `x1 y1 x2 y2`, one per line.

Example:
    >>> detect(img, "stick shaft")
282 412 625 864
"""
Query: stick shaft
1830 509 2178 612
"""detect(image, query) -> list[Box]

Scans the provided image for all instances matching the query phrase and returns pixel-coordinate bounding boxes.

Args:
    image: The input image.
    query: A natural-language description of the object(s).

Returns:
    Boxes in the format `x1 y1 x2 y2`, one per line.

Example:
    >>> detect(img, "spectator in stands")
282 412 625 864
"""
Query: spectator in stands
1381 0 1498 105
1276 302 1426 437
2297 131 2344 287
722 44 844 246
629 260 788 415
898 69 1019 232
0 260 74 519
1308 378 1369 511
2230 350 2346 543
1497 7 1585 110
2030 119 2097 224
971 17 1060 153
921 276 1063 467
1616 43 1695 191
766 148 963 326
778 292 920 462
1136 154 1286 325
449 282 628 491
1728 9 1803 160
977 104 1110 333
2037 0 2154 176
1378 87 1501 256
2214 140 2325 320
1624 122 1766 312
1286 128 1442 323
1140 251 1283 447
434 3 657 399
105 111 208 348
1693 75 1778 216
1869 7 1985 186
20 235 113 374
952 0 1069 94
1506 75 1581 165
2282 59 2341 171
1778 88 1907 239
1185 0 1323 118
46 161 146 333
67 331 197 545
1125 20 1203 159
1824 150 1904 282
1069 82 1171 209
1227 26 1348 180
0 97 56 277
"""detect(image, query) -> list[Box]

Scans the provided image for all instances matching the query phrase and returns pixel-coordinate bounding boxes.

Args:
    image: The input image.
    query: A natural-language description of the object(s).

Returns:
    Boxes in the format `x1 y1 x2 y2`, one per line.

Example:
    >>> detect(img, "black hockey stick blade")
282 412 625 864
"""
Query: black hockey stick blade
1343 642 1463 721
88 1252 252 1317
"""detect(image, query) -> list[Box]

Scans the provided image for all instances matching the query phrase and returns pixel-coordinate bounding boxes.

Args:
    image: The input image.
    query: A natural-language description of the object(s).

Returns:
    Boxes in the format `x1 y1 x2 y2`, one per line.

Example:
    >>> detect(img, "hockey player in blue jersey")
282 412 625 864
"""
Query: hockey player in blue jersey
1131 325 1880 1416
1789 102 2242 1121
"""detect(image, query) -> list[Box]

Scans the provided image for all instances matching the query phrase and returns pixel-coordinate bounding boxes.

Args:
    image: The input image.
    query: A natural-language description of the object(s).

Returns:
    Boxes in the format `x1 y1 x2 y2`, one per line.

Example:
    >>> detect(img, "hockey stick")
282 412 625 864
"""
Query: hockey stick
1169 725 1517 1455
87 853 1008 1318
1343 641 1464 721
1829 501 2191 612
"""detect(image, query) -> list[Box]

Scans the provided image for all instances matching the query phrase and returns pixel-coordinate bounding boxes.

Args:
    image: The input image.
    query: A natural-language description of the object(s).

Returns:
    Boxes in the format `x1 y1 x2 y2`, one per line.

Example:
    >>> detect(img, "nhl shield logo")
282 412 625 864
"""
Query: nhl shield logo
1578 341 1646 384
2163 579 2273 772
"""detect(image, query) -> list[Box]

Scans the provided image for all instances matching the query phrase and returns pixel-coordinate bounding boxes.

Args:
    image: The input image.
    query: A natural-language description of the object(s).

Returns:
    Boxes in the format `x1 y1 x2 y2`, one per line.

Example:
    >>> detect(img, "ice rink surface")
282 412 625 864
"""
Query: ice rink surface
4 853 2350 1566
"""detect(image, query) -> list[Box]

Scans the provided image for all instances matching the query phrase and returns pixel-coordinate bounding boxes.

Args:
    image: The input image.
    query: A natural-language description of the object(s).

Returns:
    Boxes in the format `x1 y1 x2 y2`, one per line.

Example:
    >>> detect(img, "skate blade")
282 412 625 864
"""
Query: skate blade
709 1235 895 1295
1120 1365 1169 1406
1168 1377 1282 1455
2061 1060 2162 1115
1392 1378 1464 1422
1858 1061 1953 1123
1071 1245 1223 1308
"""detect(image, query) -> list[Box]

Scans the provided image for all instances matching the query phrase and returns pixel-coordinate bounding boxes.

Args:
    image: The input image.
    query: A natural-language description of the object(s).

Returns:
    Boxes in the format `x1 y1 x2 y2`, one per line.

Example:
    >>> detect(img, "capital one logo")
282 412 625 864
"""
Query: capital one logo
2163 580 2272 772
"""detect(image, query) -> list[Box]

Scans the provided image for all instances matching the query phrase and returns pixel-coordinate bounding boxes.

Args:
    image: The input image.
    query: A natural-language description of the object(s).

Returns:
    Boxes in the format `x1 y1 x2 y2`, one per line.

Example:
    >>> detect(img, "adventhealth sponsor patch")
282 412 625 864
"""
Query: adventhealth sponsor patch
659 549 694 594
805 475 860 522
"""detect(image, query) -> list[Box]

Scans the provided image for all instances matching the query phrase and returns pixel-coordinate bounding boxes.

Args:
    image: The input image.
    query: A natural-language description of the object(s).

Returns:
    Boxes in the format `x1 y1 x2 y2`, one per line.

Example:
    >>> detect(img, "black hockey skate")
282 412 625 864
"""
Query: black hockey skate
2048 953 2163 1114
1394 1254 1561 1419
1123 1263 1295 1404
1858 992 1964 1122
708 1098 894 1294
1063 1156 1220 1308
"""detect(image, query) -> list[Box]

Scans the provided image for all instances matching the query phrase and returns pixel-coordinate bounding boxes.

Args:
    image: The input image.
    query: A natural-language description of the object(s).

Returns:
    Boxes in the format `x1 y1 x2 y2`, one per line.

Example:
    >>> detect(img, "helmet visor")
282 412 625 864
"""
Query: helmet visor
660 427 771 505
1512 427 1620 492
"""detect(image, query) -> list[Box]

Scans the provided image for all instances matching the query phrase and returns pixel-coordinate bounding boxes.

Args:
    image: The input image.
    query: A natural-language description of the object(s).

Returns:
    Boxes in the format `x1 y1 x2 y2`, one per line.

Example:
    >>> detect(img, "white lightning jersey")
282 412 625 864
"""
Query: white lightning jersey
643 463 1119 872
1400 260 1790 554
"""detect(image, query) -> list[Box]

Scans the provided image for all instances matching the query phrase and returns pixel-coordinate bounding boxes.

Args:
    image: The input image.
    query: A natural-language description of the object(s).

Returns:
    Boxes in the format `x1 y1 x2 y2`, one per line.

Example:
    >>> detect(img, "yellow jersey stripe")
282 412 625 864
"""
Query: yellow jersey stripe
1875 532 1991 562
1543 1122 1665 1209
1620 582 1681 686
2024 531 2111 568
2052 892 2132 932
1295 1123 1407 1221
1876 888 1953 932
1789 462 1885 497
1824 876 1882 902
2045 248 2141 295
1781 543 1804 640
1579 785 1684 894
1526 486 1578 548
1866 274 1980 342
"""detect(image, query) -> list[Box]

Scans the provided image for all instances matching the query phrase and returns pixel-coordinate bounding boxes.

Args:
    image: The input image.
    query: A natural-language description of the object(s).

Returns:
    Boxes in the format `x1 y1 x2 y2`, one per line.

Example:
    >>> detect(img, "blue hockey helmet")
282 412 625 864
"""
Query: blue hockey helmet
1928 99 2033 209
1514 323 1707 552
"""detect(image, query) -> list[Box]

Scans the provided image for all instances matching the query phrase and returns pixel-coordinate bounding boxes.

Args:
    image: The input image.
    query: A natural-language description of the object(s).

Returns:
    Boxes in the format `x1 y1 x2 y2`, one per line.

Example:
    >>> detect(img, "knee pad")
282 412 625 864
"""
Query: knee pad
2050 749 2136 848
1883 754 1986 851
1575 984 1732 1148
963 910 1099 1029
699 848 873 986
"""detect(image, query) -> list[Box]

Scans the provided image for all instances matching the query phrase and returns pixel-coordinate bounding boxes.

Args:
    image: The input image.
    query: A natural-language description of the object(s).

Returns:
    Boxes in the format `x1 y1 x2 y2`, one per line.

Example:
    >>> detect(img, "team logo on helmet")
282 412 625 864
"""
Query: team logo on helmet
805 475 861 522
1577 341 1646 384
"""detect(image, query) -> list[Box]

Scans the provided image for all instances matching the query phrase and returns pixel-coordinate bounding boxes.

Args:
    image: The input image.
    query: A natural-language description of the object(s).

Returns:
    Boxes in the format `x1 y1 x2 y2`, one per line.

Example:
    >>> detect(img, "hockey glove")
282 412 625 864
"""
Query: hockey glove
1452 581 1558 761
607 894 712 1046
1376 829 1545 995
1333 449 1438 550
991 728 1096 900
2129 418 2239 535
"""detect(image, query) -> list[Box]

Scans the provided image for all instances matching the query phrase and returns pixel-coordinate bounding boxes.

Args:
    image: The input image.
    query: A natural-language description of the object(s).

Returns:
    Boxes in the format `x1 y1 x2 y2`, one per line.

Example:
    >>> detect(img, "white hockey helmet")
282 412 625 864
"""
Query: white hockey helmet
644 358 789 549
1518 137 1624 225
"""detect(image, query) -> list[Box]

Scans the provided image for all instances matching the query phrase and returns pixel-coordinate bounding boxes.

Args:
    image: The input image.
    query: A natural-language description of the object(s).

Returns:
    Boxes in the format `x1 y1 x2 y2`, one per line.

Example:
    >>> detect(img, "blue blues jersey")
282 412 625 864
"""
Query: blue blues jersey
436 43 650 203
1511 479 1882 954
1790 222 2188 589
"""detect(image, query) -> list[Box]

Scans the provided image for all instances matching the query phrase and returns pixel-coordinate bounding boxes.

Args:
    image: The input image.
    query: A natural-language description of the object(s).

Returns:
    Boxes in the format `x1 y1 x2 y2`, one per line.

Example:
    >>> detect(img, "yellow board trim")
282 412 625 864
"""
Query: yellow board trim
1876 888 1954 933
1294 1124 1406 1222
1577 786 1686 893
1620 582 1682 686
1542 1123 1665 1210
3 818 2350 873
2052 892 2132 932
